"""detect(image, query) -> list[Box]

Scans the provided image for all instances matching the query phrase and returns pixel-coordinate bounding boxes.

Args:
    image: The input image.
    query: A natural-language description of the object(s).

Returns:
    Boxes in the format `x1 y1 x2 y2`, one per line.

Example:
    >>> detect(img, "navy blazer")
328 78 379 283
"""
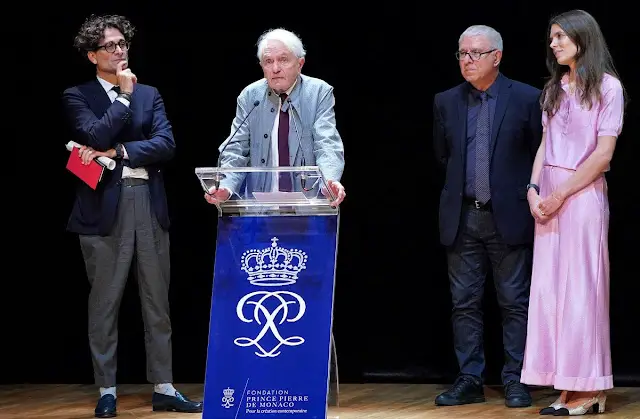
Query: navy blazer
433 74 542 247
62 79 175 236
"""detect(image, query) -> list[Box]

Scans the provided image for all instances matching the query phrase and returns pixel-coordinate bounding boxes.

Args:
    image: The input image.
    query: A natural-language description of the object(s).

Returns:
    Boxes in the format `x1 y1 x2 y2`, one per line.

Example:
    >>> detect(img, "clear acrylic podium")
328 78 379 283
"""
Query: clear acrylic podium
196 166 340 419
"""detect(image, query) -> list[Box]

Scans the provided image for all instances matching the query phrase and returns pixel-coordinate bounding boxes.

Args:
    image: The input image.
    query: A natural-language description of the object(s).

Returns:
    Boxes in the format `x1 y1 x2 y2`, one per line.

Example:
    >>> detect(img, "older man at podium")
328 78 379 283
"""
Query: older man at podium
204 28 346 208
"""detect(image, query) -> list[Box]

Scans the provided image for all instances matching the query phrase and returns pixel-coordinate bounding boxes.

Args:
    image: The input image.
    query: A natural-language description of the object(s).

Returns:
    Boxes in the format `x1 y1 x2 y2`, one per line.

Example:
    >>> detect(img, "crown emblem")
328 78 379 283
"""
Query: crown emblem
223 387 234 397
241 237 307 286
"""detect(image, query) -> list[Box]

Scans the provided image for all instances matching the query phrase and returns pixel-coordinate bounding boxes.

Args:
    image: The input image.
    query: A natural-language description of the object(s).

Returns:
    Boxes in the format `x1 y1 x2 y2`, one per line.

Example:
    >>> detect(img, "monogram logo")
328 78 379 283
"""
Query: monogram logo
221 387 234 409
234 291 306 357
234 237 307 357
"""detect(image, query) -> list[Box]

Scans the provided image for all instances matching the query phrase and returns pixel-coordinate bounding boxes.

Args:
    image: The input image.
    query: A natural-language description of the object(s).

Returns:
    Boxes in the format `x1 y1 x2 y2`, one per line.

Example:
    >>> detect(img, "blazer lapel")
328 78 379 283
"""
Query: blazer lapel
286 80 303 165
457 87 468 162
262 91 278 162
490 77 511 155
85 79 112 117
84 79 139 118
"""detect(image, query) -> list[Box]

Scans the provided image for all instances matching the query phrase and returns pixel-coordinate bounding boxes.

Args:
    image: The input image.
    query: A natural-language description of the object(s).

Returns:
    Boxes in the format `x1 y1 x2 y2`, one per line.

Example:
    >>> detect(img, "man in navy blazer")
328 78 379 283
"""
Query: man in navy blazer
62 14 201 417
432 25 542 408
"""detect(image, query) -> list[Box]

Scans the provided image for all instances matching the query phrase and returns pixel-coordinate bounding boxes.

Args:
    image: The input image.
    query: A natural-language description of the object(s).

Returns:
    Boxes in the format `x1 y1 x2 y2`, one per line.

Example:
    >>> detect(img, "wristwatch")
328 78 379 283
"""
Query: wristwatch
526 183 540 194
117 92 132 102
115 143 124 159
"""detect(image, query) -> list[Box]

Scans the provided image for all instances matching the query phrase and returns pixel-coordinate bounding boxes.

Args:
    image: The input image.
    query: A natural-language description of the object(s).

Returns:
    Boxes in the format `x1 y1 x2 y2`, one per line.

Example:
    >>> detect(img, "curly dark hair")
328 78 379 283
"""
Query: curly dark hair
73 14 135 54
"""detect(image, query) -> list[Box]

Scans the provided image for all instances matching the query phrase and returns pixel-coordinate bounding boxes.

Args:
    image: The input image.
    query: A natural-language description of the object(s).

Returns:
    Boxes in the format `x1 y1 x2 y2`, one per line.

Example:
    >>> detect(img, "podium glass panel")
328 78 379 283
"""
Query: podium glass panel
196 166 340 418
195 166 339 217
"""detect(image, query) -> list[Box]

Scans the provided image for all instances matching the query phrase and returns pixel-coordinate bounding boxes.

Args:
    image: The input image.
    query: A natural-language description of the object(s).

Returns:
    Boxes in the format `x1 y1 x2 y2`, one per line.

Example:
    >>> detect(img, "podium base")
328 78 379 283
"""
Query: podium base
203 214 340 419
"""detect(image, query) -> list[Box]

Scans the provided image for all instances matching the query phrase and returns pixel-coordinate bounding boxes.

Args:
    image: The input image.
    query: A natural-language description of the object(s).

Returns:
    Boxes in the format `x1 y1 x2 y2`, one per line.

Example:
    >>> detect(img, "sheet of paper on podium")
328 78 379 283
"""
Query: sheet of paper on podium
252 191 308 202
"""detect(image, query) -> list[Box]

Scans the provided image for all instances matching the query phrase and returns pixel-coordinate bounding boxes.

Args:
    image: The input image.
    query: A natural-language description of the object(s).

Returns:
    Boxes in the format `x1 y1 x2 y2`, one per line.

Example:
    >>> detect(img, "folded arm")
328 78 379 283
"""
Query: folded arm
119 88 176 167
62 87 131 152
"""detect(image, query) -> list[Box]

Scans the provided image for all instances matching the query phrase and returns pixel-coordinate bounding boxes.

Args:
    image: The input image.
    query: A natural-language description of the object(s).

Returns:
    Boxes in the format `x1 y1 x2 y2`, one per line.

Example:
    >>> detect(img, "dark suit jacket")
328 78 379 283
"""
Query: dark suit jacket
433 74 542 247
62 79 176 236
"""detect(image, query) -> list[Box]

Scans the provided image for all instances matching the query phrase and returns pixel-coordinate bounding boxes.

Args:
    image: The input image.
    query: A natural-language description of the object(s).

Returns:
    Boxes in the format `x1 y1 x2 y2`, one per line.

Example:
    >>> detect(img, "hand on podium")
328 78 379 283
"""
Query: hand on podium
323 180 346 207
204 186 231 204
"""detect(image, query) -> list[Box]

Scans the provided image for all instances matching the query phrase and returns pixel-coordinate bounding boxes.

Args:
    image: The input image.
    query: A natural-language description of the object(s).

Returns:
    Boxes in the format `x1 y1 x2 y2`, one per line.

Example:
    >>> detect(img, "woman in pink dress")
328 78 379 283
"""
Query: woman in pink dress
520 9 626 416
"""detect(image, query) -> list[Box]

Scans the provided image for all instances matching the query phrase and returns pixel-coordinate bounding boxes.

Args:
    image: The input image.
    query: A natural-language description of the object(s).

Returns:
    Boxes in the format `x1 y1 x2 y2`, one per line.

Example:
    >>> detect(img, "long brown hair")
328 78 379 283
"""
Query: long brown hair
541 10 626 118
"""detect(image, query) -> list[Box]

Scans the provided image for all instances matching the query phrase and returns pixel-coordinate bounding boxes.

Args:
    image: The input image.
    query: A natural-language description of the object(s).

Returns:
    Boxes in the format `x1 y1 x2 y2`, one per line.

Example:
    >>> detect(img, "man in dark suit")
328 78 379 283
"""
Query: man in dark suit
62 14 202 417
432 25 542 408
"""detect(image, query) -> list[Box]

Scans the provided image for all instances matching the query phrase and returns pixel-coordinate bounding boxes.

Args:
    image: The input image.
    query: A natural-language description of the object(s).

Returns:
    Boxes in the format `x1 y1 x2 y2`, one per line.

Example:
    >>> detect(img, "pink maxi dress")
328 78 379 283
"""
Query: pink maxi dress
520 73 625 391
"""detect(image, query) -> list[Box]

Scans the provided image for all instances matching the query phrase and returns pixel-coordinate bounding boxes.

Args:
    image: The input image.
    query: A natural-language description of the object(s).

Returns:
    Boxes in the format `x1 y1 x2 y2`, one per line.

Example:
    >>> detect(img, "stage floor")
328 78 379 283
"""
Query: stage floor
1 383 639 418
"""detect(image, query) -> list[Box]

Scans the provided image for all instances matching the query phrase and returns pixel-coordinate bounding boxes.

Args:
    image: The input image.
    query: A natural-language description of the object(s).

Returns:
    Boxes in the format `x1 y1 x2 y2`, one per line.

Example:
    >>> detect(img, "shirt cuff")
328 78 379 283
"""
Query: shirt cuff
116 97 130 107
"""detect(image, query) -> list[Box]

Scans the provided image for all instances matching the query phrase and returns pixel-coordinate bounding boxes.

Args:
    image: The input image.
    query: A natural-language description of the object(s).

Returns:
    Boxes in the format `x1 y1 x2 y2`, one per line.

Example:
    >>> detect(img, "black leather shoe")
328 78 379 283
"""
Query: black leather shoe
152 391 203 413
504 381 532 408
435 375 485 406
94 394 117 418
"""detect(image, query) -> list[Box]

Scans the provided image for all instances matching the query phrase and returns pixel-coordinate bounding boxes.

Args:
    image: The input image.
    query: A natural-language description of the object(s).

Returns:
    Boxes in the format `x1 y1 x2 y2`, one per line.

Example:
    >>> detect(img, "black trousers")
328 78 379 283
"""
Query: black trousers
446 203 532 385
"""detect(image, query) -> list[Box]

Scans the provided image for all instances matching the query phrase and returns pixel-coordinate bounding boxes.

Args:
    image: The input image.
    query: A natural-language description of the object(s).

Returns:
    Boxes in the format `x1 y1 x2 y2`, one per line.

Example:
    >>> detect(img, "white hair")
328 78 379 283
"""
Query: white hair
459 25 503 51
256 28 306 61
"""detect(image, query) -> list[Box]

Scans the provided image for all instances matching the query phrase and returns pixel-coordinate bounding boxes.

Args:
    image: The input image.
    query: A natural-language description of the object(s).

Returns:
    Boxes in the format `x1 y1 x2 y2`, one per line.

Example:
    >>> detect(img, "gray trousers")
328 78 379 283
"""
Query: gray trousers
79 182 173 387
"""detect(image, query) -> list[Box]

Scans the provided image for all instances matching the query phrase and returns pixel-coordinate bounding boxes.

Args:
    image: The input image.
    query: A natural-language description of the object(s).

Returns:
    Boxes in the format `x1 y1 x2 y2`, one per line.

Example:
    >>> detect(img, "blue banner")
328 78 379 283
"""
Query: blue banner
203 214 338 419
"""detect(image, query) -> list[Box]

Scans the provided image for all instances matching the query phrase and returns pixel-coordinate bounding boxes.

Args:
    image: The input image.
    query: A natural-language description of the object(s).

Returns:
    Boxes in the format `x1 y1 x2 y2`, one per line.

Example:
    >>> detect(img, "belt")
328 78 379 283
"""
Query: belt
121 177 147 187
464 197 492 211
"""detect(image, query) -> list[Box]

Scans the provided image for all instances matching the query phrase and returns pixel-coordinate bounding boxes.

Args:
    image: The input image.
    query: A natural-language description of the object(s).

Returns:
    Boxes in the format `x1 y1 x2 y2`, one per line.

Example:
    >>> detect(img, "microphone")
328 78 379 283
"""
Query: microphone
287 98 310 191
211 100 260 190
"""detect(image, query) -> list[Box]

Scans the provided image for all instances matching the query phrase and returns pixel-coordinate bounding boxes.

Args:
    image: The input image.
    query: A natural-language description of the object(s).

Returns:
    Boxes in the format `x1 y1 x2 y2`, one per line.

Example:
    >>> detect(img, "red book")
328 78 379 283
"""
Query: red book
66 150 106 190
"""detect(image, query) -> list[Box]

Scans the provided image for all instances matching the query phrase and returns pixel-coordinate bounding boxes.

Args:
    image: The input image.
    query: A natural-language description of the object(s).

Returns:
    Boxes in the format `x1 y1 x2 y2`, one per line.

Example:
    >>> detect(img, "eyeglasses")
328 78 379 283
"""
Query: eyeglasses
455 49 496 61
96 40 129 53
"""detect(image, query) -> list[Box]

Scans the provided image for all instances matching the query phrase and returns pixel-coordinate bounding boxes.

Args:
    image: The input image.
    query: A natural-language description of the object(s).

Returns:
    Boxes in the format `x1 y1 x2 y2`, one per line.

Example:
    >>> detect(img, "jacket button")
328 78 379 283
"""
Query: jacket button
261 158 265 163
271 108 275 112
263 133 268 138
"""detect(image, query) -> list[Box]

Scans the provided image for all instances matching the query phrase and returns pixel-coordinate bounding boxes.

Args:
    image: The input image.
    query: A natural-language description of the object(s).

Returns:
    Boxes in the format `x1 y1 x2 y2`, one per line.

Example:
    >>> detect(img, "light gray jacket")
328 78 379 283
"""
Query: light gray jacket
218 74 345 194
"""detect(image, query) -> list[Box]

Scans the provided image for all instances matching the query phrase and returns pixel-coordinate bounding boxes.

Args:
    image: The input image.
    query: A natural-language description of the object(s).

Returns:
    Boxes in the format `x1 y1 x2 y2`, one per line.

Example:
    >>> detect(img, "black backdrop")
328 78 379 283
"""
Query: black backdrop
7 1 639 387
